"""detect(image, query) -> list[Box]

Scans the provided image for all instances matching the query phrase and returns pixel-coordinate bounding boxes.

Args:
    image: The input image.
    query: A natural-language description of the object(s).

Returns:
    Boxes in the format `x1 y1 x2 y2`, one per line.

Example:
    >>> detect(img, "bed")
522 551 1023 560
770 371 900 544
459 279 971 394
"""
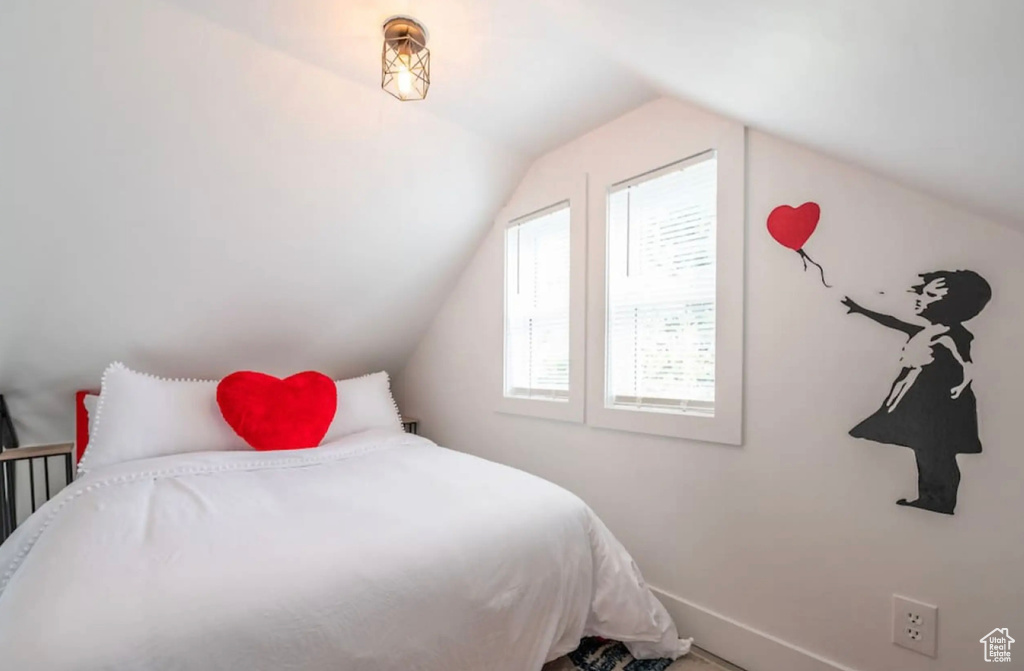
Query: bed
0 427 688 670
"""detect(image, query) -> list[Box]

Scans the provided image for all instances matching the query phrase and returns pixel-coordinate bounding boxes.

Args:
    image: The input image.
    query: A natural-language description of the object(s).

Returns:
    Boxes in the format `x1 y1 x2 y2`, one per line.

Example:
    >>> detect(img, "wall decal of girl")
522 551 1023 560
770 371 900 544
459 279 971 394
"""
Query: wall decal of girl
842 270 992 515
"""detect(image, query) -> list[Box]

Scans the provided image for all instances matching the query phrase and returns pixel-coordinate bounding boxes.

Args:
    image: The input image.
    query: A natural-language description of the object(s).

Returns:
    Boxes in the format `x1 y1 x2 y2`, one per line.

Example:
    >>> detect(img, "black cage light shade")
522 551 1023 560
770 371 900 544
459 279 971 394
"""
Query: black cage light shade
382 16 430 101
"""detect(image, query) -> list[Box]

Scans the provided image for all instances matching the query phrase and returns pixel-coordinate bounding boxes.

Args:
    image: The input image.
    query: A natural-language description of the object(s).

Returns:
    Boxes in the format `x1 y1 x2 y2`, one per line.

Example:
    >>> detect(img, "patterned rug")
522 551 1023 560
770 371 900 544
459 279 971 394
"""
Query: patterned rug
543 638 725 671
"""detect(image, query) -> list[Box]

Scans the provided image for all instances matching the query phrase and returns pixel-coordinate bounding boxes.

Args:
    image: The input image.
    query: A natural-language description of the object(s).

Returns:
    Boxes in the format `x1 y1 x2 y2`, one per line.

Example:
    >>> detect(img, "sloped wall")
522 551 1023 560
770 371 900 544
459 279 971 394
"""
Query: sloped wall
0 0 525 443
396 98 1024 671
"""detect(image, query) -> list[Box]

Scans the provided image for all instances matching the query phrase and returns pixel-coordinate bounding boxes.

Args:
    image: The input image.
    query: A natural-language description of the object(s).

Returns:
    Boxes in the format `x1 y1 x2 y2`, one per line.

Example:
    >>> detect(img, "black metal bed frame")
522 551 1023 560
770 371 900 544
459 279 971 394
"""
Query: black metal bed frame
0 395 75 544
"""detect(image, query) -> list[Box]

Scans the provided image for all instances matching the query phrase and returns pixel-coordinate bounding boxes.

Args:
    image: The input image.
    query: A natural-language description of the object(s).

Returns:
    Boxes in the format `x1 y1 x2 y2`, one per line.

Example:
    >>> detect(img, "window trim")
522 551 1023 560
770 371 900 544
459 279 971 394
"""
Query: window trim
586 124 745 445
496 173 586 423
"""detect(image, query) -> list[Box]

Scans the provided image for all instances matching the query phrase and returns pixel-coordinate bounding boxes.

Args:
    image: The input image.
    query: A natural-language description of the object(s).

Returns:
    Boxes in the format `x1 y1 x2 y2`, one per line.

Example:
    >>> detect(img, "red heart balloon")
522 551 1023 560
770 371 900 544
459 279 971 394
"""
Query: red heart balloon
767 202 821 251
217 371 337 451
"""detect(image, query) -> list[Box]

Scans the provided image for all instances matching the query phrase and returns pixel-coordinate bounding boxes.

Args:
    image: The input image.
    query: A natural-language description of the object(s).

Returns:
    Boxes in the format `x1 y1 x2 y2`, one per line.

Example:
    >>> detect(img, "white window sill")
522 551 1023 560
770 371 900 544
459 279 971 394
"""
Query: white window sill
587 402 741 444
496 395 583 423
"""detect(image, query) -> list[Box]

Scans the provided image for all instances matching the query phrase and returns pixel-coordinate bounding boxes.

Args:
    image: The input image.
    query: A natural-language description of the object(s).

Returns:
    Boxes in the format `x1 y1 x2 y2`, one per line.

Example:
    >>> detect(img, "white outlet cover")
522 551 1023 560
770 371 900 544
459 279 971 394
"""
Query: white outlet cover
893 594 938 657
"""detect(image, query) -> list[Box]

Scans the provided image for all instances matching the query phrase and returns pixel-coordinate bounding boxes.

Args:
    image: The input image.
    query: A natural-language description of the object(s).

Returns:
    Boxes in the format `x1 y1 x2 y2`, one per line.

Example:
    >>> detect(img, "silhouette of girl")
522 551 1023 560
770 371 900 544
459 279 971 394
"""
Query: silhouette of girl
842 270 991 515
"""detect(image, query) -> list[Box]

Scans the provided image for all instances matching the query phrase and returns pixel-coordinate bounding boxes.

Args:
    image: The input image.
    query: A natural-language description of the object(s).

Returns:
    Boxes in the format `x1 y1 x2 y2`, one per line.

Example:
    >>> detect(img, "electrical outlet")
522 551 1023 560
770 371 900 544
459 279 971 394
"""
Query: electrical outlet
892 595 938 657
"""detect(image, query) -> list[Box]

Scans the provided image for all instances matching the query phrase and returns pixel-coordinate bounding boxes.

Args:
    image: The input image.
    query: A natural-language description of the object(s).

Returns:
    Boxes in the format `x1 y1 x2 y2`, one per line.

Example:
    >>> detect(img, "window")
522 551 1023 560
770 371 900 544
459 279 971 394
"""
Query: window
497 174 586 423
587 127 742 445
605 151 717 416
504 203 570 401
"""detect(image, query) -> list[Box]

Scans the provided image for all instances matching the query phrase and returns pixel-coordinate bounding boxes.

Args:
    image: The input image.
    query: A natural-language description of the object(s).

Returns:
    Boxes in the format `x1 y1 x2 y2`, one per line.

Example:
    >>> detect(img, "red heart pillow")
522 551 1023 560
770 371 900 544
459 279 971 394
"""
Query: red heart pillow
217 371 337 451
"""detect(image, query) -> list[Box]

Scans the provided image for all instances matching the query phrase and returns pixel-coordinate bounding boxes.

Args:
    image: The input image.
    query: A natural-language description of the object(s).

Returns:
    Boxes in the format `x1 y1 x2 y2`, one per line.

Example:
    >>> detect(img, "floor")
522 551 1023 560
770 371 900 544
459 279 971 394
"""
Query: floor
544 645 743 671
690 647 746 671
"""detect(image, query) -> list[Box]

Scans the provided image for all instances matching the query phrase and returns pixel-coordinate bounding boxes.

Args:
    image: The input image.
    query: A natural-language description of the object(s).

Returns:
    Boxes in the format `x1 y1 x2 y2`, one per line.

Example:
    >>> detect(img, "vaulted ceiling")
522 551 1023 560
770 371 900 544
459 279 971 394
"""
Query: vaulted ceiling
2 0 1022 441
541 0 1024 226
166 0 1024 225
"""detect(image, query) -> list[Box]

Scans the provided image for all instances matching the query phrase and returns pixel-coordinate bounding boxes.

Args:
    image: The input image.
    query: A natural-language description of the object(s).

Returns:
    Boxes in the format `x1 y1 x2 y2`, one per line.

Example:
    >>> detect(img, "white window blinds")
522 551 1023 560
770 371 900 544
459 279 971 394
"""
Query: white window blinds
504 203 571 401
605 151 717 416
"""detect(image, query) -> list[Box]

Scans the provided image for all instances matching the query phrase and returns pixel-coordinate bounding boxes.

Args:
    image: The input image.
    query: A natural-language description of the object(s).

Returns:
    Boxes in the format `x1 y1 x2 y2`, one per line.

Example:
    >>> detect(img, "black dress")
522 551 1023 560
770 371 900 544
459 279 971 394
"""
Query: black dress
850 326 981 455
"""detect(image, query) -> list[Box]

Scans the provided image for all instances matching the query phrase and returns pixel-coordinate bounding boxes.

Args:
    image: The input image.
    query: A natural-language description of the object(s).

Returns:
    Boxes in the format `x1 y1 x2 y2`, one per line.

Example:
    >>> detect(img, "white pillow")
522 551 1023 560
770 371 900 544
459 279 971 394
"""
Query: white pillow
323 371 403 442
79 363 249 474
80 364 404 474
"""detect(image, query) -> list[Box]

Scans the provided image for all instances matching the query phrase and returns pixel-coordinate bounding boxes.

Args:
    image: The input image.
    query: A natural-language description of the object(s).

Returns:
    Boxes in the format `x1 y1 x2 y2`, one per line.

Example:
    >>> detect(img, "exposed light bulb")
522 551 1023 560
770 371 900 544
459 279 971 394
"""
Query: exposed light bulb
396 53 414 97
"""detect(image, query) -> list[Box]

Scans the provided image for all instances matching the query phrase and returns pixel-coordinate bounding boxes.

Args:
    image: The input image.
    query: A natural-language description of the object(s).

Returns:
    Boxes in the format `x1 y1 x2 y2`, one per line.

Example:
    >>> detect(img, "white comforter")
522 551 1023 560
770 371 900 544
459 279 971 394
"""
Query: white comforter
0 431 689 670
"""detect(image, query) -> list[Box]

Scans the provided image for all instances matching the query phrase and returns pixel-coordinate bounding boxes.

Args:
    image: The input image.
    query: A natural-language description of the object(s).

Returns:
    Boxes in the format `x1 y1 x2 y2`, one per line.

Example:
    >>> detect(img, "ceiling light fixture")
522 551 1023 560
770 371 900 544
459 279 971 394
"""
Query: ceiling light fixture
381 16 430 102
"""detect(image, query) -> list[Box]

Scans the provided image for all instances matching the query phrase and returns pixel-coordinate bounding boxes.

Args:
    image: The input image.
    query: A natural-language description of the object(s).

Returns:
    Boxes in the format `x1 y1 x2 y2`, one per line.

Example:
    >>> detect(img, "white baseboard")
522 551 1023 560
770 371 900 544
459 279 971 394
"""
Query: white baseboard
650 586 861 671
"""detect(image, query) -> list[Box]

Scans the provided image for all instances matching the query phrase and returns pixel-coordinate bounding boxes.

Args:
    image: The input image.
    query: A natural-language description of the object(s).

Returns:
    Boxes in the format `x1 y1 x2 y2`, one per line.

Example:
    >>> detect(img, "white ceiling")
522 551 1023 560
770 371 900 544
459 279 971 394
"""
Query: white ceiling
163 0 659 157
539 0 1024 227
3 0 1022 441
2 0 538 440
168 0 1024 226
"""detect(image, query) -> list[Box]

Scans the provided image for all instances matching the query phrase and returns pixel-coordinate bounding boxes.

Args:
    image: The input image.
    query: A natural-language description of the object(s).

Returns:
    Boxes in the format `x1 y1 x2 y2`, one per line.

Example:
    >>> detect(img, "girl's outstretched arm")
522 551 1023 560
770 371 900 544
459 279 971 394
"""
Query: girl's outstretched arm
841 297 923 336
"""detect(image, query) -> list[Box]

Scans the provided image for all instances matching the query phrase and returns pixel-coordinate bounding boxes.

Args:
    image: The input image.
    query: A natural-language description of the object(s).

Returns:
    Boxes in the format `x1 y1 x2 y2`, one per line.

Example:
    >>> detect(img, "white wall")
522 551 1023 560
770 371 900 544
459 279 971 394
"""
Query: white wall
395 98 1024 671
0 0 525 444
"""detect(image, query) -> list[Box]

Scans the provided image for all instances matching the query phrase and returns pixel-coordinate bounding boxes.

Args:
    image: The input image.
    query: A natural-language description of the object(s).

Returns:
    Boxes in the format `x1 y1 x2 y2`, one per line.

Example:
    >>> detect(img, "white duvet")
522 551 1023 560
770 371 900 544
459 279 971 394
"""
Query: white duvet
0 431 689 670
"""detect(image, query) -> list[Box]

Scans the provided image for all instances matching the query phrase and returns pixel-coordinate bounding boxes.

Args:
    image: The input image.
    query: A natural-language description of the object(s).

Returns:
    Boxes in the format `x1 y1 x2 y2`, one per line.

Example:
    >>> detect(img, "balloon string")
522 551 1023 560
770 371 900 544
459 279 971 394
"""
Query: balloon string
798 249 832 288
